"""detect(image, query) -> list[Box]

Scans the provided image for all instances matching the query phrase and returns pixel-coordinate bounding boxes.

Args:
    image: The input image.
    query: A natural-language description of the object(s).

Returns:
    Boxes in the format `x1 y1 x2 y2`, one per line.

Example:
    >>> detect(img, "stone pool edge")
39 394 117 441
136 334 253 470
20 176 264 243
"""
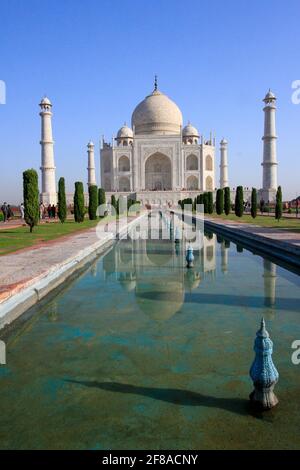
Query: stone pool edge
0 214 145 330
204 218 300 269
170 209 300 269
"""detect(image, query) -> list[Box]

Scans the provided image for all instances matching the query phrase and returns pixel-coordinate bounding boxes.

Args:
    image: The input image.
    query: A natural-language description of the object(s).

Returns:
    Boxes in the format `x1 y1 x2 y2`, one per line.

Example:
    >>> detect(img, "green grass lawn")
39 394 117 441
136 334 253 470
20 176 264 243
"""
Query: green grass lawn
0 218 104 256
207 213 300 232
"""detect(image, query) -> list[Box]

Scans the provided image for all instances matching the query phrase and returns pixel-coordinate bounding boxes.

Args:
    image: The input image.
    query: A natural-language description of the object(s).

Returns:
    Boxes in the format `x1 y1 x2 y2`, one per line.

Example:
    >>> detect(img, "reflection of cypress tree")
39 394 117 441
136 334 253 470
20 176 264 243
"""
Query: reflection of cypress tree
224 239 230 249
236 244 243 253
216 233 224 244
204 230 213 240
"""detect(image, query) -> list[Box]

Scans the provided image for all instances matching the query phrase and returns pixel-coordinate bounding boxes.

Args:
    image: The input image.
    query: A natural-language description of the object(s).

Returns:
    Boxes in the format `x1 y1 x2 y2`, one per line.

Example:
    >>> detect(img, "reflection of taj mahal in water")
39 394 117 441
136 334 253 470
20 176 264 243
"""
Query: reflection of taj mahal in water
98 221 277 320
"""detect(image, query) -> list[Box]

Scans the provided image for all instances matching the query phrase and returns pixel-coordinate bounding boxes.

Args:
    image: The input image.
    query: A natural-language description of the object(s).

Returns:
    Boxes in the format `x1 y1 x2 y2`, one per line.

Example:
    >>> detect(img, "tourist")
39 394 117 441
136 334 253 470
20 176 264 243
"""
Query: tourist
39 202 44 220
19 202 24 219
1 202 8 222
7 205 14 220
260 199 264 215
51 204 56 218
47 204 52 218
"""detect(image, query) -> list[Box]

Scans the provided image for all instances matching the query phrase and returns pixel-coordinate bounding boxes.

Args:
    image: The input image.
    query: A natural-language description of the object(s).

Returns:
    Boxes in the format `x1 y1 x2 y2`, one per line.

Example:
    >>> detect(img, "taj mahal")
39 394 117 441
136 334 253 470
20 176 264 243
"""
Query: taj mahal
39 78 278 206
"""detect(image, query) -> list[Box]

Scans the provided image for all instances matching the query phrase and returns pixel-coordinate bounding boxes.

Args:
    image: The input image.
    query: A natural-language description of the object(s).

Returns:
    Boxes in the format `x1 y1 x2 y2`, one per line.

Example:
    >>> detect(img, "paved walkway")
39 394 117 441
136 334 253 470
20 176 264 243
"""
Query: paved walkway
0 216 135 306
0 217 73 230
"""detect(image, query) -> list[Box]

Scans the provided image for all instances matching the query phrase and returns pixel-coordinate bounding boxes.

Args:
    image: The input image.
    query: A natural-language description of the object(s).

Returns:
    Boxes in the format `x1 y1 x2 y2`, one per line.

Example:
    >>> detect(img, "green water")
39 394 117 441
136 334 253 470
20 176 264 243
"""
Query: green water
0 221 300 449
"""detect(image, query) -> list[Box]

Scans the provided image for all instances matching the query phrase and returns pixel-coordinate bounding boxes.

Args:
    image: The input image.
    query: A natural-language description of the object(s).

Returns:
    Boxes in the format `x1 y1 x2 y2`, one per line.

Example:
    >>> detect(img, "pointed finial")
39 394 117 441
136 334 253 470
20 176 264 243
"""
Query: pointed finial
154 75 158 91
257 317 269 338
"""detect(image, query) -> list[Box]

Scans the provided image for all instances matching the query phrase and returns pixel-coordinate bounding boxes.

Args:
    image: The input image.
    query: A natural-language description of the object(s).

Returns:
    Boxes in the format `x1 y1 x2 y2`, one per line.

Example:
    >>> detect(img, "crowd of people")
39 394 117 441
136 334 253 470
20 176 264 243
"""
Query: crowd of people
1 202 16 222
1 202 59 223
40 203 58 219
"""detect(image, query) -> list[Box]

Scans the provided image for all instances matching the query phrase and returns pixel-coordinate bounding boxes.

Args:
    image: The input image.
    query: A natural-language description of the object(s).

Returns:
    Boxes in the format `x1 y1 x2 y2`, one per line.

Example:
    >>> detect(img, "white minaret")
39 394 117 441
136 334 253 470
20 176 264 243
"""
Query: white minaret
39 97 57 204
219 138 229 188
87 141 96 186
262 90 278 201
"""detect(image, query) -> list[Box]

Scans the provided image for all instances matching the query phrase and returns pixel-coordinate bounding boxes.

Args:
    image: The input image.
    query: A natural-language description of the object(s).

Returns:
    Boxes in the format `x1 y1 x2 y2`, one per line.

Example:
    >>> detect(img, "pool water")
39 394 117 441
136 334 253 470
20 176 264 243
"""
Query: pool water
0 217 300 449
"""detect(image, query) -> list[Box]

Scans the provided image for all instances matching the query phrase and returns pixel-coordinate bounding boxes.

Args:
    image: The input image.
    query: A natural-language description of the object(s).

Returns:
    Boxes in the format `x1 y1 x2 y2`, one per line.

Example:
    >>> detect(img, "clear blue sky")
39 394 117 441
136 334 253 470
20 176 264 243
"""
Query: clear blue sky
0 0 299 203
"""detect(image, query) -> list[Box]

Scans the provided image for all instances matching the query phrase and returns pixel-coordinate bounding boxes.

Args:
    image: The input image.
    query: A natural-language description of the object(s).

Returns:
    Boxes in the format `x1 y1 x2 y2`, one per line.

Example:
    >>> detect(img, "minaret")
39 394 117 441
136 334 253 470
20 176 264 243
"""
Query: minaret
87 141 96 186
219 138 228 188
39 97 57 205
262 90 278 201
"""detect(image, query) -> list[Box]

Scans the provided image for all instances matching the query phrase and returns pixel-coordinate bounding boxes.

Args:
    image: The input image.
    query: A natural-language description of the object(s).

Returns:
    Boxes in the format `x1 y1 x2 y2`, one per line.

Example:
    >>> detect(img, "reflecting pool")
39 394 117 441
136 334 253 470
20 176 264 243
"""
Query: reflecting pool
0 216 300 449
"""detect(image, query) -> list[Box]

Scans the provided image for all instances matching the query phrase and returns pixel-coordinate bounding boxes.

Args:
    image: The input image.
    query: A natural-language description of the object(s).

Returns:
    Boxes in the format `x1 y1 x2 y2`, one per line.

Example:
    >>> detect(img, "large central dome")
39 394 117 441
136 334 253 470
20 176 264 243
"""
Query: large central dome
131 88 183 135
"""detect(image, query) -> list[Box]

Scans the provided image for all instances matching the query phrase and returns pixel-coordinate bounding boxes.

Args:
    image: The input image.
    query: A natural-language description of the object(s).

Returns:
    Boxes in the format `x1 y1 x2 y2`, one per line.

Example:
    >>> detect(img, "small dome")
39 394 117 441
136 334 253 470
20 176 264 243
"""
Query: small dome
40 96 52 106
182 123 199 137
264 90 276 101
131 88 183 135
87 140 94 147
117 125 133 139
220 138 228 145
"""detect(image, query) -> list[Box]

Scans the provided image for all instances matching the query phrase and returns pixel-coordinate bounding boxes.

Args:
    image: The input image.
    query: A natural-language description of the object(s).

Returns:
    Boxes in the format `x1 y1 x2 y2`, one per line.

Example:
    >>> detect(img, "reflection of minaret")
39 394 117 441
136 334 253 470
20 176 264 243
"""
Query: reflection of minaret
263 259 277 307
221 241 228 273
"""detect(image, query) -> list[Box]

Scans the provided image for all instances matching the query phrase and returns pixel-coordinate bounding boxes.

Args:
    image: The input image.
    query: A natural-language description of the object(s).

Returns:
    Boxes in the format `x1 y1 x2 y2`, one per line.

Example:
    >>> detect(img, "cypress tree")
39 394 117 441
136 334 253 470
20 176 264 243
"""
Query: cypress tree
216 189 224 215
74 181 85 222
58 177 67 223
224 186 231 215
235 186 244 217
23 168 39 233
251 187 257 219
193 197 197 212
197 194 204 213
203 192 208 214
88 185 98 220
98 187 106 208
208 191 214 214
275 186 282 221
111 194 116 211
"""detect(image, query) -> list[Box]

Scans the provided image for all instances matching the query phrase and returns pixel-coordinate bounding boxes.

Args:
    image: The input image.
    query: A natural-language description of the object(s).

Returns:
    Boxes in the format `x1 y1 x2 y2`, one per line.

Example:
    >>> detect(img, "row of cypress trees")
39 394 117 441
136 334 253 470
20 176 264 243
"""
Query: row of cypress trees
74 183 106 223
22 168 107 232
178 185 283 221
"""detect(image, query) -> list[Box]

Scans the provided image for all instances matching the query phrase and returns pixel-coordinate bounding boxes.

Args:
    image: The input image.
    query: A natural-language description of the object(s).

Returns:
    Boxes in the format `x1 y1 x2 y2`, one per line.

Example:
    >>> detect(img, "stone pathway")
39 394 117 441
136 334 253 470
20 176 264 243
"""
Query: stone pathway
0 216 136 306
